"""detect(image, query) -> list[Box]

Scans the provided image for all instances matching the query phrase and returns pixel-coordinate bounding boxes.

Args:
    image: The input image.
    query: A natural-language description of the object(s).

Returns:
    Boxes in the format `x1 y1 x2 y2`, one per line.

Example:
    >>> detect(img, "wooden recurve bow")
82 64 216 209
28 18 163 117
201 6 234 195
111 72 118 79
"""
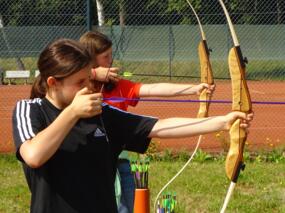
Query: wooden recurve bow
218 0 252 212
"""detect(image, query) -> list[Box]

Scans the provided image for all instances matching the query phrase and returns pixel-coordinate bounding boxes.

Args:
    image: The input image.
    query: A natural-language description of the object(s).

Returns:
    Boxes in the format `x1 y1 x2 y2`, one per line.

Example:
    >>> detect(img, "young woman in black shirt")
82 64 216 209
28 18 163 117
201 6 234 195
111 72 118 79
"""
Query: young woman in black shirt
12 38 253 213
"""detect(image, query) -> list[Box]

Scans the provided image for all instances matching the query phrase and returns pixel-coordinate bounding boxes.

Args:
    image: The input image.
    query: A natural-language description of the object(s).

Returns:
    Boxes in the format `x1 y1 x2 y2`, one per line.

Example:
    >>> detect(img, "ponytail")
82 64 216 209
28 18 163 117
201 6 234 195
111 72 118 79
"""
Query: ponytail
30 74 46 99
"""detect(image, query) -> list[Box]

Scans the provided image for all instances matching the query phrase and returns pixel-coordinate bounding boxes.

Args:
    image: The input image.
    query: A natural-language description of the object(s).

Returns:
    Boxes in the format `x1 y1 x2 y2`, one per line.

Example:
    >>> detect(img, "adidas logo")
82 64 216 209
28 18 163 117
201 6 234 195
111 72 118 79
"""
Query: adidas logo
93 128 106 137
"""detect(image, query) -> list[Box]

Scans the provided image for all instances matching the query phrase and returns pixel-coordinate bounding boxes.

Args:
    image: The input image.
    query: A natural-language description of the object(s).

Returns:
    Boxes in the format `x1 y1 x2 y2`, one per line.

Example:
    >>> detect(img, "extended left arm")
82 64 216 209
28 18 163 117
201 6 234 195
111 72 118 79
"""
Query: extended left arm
139 83 214 97
148 111 253 139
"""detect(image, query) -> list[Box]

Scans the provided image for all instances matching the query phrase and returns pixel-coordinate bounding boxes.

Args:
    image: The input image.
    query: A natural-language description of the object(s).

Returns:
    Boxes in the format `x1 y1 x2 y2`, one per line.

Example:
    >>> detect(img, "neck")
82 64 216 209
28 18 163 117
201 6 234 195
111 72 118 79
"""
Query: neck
45 92 67 110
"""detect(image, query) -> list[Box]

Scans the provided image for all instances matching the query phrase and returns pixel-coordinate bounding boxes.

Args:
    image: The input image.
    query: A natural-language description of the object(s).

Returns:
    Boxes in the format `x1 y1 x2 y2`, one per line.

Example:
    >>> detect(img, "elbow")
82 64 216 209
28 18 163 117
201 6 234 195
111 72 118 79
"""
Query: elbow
20 148 45 168
26 160 43 169
23 154 44 168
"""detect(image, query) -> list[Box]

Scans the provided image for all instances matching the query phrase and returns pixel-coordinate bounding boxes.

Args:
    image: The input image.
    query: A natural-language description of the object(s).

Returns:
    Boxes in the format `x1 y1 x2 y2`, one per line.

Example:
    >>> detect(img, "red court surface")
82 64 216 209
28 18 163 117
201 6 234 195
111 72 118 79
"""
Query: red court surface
1 81 285 153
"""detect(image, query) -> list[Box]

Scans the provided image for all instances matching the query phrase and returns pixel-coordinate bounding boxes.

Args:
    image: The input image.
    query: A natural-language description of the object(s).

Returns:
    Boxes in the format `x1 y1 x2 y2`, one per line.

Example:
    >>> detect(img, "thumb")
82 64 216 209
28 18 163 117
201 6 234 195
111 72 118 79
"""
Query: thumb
201 83 210 89
109 67 120 73
235 111 247 120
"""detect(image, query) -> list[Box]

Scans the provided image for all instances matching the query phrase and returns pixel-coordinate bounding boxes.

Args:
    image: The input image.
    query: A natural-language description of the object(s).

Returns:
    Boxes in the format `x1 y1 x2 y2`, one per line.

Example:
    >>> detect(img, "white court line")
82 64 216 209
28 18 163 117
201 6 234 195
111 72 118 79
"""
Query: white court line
251 89 266 95
251 126 285 130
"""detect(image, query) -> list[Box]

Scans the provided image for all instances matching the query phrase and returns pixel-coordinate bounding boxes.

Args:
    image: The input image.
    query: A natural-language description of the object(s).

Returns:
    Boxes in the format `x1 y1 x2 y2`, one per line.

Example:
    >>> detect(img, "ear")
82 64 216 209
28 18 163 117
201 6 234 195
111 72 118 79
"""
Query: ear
46 76 57 87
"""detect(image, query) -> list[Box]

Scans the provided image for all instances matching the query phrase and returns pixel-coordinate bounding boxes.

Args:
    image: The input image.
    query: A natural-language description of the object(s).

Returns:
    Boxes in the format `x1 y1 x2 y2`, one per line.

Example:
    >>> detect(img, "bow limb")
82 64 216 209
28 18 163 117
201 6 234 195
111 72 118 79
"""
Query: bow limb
197 39 214 118
218 0 252 212
185 0 214 118
185 0 206 40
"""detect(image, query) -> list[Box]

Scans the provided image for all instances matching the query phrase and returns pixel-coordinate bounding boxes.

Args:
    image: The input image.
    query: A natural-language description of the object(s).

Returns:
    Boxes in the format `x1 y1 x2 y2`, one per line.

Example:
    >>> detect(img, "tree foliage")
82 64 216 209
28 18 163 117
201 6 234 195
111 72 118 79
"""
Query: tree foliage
0 0 86 26
0 0 284 26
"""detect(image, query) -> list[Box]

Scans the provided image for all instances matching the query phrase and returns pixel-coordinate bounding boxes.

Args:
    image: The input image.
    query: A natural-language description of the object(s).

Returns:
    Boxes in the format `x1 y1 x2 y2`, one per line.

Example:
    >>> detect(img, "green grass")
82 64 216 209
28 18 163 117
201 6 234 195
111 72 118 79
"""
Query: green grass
0 153 284 213
0 57 37 71
0 154 30 213
149 161 285 213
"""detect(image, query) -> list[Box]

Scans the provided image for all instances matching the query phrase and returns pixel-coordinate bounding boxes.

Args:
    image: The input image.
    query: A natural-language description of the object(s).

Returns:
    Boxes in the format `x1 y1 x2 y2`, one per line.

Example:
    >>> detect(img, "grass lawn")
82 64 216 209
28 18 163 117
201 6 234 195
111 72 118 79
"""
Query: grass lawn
0 153 284 213
0 154 30 213
149 160 285 213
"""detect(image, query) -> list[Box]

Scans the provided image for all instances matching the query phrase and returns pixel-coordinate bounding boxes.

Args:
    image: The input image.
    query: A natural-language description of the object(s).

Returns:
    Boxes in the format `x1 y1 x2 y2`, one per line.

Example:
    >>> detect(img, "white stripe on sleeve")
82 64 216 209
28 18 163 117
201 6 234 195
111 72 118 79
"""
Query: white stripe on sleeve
20 101 30 140
16 100 37 142
16 101 26 142
26 101 35 138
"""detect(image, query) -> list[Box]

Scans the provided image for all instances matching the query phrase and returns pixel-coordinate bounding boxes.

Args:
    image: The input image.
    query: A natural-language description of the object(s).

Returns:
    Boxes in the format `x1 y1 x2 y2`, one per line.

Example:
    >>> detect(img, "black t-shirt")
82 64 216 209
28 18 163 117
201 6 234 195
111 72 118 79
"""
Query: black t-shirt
12 98 158 213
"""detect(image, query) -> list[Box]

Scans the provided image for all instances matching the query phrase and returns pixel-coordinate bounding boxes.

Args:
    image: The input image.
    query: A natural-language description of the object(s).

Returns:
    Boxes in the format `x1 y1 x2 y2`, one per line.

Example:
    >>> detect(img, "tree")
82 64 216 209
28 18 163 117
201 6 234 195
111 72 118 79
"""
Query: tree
0 14 25 70
95 0 105 26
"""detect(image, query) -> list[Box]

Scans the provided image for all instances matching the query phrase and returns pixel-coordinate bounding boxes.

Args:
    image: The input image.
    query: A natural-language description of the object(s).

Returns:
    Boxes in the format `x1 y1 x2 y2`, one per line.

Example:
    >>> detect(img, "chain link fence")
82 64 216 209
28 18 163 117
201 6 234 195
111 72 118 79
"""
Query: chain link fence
0 0 88 72
1 0 285 152
97 0 285 82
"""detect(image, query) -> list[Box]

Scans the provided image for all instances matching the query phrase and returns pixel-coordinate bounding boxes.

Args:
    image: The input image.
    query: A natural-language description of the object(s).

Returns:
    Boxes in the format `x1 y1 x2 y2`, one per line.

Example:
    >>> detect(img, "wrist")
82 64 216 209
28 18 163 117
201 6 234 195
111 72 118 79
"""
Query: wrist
65 104 80 121
222 114 232 131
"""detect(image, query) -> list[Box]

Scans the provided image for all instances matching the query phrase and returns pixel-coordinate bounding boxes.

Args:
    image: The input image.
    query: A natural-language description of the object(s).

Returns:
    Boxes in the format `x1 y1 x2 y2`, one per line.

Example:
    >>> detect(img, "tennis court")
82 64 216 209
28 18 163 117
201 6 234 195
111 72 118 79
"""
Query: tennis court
1 80 284 153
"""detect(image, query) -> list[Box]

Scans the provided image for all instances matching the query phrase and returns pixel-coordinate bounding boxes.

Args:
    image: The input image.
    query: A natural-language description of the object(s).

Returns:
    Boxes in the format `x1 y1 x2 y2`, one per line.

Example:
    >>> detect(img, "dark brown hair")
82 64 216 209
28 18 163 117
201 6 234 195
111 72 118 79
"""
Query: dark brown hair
30 38 92 99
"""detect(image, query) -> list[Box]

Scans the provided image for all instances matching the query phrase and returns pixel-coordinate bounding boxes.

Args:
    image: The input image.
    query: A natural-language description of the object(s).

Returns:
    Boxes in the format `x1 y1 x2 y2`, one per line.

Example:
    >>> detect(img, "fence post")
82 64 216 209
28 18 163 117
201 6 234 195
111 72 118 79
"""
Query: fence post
0 68 3 85
86 0 92 31
168 25 175 80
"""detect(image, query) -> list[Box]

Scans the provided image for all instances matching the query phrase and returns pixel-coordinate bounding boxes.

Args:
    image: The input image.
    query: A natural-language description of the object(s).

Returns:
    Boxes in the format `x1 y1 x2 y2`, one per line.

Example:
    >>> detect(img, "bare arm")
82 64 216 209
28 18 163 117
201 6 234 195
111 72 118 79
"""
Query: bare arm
139 83 215 97
20 106 79 168
19 88 102 168
149 111 253 138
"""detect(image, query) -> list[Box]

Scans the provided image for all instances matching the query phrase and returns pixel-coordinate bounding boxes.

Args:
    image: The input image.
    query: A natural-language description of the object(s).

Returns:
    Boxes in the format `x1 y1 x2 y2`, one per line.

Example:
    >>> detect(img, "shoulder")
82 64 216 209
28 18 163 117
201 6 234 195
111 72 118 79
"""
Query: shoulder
12 98 44 144
102 102 156 121
14 98 43 114
118 79 139 87
118 79 142 96
103 79 140 97
102 102 125 113
13 98 44 126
